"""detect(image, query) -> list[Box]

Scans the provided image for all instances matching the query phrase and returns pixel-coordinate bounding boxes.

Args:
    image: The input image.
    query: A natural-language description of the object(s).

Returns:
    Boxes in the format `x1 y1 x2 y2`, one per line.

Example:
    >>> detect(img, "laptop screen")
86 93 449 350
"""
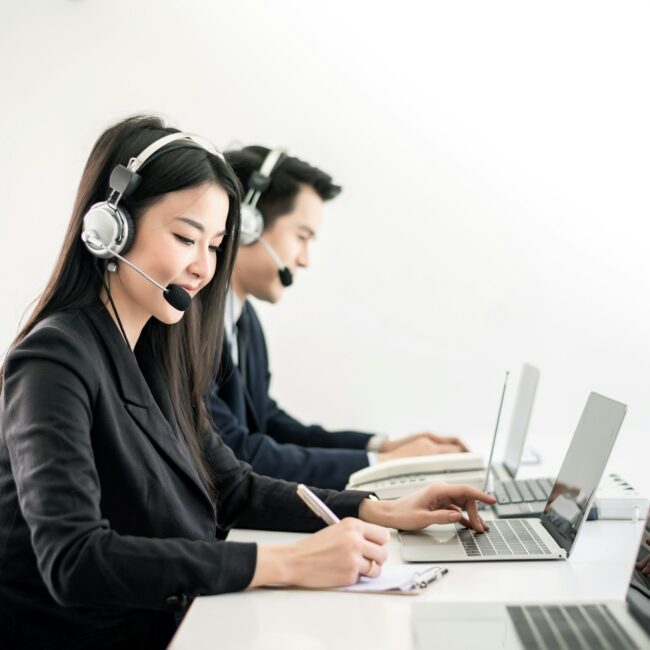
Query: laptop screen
627 511 650 635
502 364 540 477
540 392 627 554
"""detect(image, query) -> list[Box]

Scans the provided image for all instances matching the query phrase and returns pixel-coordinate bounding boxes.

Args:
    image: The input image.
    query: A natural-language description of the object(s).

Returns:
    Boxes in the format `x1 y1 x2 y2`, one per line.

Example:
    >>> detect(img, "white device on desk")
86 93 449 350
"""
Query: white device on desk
346 452 486 498
412 510 650 650
591 473 649 521
401 392 627 563
346 372 510 499
491 364 648 521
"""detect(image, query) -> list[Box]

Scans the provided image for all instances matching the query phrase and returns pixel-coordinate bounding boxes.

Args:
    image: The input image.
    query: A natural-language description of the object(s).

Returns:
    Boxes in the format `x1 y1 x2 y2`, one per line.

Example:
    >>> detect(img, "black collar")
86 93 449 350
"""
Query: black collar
84 298 150 407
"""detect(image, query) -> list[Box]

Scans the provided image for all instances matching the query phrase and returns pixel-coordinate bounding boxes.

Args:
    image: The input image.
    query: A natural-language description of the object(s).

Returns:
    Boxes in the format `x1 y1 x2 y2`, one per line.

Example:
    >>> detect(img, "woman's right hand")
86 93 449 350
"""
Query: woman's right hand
250 518 390 589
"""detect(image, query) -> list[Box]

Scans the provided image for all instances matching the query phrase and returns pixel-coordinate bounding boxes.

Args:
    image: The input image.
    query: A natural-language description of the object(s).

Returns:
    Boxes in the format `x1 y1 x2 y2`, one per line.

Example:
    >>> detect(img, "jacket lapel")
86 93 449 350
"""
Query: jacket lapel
219 338 263 433
84 300 213 505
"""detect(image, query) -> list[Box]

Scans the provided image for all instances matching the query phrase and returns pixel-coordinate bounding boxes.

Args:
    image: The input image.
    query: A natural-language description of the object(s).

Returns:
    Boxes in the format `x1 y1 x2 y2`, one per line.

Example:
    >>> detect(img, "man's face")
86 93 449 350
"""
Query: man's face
233 184 323 303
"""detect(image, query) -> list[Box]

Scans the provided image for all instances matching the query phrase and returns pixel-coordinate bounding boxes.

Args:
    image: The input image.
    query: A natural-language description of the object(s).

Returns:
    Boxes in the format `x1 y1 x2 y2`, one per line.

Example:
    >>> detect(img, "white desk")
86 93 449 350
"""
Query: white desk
170 431 649 650
170 519 646 650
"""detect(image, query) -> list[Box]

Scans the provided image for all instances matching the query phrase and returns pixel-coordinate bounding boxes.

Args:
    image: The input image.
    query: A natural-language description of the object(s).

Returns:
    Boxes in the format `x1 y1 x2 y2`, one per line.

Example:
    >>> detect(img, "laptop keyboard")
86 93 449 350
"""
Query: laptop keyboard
458 519 552 557
493 477 553 504
507 604 640 649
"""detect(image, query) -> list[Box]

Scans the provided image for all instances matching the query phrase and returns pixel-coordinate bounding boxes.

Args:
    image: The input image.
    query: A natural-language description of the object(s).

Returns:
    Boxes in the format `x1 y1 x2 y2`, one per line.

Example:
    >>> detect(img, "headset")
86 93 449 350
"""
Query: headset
239 148 285 246
81 132 223 260
80 131 224 312
239 148 293 287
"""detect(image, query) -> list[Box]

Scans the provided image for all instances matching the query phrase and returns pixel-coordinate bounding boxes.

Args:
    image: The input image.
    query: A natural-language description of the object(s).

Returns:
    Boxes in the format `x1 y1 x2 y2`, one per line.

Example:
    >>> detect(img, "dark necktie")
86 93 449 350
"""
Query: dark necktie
236 308 250 387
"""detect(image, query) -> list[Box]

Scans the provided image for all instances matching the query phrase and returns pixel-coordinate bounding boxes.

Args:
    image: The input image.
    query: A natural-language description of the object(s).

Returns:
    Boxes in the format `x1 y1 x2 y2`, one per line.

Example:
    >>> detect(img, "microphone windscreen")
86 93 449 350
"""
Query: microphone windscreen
165 284 192 311
279 268 293 287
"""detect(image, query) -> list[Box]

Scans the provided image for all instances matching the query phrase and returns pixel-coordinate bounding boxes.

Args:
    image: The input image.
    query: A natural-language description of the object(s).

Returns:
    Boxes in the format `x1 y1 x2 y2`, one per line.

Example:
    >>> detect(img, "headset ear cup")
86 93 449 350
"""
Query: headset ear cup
239 204 264 246
115 205 135 256
81 202 135 259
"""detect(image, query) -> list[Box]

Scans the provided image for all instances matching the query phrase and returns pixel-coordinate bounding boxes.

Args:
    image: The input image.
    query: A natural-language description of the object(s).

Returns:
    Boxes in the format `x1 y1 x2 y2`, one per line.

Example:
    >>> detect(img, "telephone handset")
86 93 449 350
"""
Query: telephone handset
346 452 486 499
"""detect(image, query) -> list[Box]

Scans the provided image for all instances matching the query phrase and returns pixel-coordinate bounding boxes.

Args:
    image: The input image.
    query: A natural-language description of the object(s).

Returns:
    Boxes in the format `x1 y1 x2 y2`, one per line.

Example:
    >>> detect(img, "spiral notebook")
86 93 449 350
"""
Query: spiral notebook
336 564 448 596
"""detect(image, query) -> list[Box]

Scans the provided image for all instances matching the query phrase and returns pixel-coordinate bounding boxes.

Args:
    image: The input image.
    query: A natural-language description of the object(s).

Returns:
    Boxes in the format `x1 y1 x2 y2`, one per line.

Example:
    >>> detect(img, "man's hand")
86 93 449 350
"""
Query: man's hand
377 432 468 462
380 432 468 454
359 483 496 533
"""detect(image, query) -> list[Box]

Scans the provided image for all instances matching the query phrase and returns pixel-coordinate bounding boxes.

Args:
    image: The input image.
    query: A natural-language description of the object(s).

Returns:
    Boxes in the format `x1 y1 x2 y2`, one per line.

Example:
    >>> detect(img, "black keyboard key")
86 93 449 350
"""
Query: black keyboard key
564 606 606 649
584 605 638 649
528 606 560 648
540 478 554 494
503 481 523 503
545 606 582 649
507 606 542 649
599 604 640 648
529 480 547 501
494 483 510 504
510 520 544 554
461 519 556 558
514 480 534 501
511 604 640 650
522 520 551 554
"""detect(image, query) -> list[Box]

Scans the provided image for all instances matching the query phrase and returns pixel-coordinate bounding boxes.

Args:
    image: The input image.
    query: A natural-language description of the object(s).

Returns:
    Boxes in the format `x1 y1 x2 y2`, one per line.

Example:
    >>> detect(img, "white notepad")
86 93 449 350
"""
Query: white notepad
336 564 448 595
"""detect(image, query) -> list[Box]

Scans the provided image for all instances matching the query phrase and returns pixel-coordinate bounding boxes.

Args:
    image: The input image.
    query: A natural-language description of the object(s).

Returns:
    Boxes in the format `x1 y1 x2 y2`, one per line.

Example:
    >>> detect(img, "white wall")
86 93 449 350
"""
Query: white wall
1 1 649 463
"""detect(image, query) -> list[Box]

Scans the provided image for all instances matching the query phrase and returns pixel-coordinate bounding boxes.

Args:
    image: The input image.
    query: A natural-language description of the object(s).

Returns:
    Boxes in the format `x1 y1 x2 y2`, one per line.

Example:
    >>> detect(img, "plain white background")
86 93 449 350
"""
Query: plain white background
1 1 648 471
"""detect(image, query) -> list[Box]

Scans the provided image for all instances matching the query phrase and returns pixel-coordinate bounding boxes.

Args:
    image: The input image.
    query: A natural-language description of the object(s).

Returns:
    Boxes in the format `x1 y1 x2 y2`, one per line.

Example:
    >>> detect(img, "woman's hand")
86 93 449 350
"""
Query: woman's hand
358 483 496 533
250 518 390 589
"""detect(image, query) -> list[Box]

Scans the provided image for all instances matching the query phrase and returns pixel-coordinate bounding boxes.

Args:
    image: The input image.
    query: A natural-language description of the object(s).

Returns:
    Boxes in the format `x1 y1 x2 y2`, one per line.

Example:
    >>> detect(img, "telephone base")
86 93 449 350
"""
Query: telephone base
348 470 486 500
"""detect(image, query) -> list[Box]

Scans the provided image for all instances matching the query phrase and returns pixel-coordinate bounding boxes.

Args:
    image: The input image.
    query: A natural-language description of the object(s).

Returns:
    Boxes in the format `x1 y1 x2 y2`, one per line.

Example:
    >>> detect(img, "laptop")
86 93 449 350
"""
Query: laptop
490 363 554 517
400 392 626 562
412 510 650 649
491 367 647 520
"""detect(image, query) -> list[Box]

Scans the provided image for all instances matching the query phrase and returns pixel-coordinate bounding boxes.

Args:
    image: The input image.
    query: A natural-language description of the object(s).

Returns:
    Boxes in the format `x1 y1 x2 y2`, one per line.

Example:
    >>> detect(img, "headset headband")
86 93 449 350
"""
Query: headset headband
108 132 224 207
257 147 284 178
128 132 224 173
243 147 286 211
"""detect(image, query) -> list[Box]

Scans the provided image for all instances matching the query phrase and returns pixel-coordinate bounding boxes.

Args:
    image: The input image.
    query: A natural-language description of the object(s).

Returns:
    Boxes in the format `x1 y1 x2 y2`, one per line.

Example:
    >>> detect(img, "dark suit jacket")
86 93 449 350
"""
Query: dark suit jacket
209 301 374 490
0 300 367 649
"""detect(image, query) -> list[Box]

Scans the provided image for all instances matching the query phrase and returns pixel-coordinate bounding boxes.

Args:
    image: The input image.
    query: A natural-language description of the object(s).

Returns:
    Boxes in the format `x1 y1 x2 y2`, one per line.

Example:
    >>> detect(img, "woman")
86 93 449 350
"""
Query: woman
0 115 495 649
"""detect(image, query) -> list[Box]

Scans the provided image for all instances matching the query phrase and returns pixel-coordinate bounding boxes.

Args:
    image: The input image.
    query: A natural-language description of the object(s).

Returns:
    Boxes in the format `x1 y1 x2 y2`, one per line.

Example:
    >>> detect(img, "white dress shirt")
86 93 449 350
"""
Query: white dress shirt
224 289 245 366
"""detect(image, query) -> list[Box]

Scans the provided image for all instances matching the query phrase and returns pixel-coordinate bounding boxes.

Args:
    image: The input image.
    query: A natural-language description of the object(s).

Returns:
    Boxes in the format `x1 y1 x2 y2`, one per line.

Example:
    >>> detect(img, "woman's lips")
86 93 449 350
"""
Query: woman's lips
179 284 198 296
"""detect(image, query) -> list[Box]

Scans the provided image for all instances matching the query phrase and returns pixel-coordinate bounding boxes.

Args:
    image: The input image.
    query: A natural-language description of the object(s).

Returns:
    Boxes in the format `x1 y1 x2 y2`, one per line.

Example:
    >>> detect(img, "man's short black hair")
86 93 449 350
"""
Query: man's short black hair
224 145 342 229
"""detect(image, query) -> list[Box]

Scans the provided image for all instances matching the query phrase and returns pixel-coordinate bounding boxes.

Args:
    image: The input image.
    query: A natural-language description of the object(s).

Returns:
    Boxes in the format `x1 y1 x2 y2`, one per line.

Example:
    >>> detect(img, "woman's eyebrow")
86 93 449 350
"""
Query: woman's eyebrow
174 216 204 232
174 216 226 238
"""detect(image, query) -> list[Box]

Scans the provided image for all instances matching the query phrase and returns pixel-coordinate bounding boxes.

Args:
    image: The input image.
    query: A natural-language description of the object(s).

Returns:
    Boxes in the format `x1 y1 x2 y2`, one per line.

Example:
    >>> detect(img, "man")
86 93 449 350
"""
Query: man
208 146 467 490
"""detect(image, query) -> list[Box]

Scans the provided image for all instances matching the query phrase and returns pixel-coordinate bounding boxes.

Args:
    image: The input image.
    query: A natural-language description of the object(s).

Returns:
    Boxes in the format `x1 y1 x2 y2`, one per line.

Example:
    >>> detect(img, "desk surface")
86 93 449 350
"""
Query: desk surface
170 433 649 650
170 519 645 650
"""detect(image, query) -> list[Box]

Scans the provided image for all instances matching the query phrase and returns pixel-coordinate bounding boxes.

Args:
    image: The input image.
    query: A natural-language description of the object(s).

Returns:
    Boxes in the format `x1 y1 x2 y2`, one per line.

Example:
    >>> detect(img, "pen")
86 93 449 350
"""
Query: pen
414 567 448 589
296 484 341 526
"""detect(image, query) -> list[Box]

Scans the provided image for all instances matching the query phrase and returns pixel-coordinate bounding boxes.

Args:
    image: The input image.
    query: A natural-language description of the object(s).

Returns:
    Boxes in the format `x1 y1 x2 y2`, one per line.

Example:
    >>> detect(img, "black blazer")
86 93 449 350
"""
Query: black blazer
209 301 374 490
0 300 367 649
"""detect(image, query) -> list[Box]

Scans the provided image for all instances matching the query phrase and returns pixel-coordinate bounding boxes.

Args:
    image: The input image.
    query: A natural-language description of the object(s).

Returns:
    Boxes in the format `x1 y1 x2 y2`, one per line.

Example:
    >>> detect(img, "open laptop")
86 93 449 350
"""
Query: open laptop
412 510 650 649
400 392 626 562
490 363 554 517
491 367 647 520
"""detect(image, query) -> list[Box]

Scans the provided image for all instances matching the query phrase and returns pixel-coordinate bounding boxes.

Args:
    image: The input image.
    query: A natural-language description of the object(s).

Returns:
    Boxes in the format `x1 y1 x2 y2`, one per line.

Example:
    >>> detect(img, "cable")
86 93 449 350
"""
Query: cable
94 260 132 351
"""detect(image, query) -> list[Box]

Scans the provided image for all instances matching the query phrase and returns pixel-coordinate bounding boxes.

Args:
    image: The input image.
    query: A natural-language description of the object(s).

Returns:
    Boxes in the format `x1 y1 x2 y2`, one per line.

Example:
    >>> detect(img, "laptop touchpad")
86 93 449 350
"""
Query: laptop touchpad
402 524 461 548
414 618 514 650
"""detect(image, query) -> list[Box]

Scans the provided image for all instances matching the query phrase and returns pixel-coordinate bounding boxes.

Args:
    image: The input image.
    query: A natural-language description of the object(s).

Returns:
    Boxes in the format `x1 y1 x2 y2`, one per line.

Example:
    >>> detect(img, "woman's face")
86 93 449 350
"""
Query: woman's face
113 181 229 325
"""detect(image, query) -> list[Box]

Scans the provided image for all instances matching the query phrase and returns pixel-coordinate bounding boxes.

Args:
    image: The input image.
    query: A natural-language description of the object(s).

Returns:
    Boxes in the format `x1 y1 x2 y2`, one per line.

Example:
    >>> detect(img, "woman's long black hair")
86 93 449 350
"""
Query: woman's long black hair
1 115 241 498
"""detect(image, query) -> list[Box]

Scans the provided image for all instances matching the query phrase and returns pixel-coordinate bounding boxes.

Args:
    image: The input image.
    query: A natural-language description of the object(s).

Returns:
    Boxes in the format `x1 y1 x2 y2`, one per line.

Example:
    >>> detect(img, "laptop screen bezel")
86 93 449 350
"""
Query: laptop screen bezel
502 363 540 478
626 512 650 636
540 392 627 555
